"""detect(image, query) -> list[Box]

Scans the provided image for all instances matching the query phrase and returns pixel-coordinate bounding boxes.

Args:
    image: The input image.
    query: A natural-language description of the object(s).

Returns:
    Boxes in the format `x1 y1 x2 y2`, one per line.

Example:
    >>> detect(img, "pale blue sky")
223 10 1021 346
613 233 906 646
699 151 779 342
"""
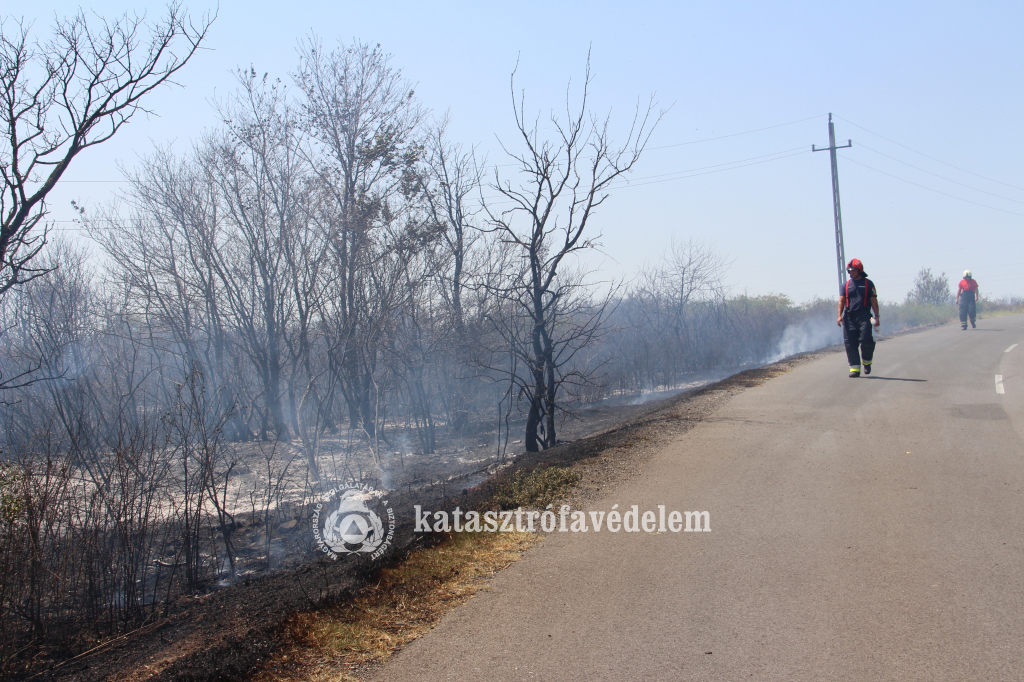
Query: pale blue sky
25 0 1024 301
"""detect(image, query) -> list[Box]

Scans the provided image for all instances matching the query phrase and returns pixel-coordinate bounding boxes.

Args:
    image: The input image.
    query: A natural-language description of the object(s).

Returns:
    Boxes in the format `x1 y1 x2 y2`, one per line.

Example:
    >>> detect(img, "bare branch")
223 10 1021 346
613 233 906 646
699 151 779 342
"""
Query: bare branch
0 4 213 298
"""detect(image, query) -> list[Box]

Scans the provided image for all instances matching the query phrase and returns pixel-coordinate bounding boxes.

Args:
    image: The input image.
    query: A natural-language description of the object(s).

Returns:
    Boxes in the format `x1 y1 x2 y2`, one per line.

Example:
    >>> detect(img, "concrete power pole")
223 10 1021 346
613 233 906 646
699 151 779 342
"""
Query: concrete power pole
813 113 852 292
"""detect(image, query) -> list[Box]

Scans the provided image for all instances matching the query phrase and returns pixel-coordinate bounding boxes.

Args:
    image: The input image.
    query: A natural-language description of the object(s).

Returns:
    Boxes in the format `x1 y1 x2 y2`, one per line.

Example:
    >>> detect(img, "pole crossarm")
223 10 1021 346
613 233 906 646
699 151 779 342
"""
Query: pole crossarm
812 141 852 152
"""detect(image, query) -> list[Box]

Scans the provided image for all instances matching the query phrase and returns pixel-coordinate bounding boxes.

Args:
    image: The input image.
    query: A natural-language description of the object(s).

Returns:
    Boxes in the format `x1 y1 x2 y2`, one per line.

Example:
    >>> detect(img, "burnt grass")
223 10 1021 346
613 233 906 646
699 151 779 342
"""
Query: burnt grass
31 350 831 682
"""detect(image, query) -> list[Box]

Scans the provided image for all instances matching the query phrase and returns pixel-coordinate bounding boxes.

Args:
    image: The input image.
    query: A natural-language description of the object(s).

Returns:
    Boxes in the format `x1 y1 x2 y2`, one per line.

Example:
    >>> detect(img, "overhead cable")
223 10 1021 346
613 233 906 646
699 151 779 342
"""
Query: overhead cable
836 115 1024 192
856 142 1024 205
842 157 1024 218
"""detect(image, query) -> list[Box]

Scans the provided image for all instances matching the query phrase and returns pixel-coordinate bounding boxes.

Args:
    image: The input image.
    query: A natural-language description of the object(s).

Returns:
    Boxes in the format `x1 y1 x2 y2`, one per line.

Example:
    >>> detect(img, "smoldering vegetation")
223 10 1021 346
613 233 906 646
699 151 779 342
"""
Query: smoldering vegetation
0 238 821 647
0 241 836 674
0 37 987 676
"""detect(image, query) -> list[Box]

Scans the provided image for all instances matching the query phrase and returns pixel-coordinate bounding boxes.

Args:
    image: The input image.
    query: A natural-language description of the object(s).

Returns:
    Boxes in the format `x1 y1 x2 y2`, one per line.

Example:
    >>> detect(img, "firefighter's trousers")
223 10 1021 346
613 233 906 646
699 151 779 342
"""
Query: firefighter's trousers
959 298 976 328
843 312 875 368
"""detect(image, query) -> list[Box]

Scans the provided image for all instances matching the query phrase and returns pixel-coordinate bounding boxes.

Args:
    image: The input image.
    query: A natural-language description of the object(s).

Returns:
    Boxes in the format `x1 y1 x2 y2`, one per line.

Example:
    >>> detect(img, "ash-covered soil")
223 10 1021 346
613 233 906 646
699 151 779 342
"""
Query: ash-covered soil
36 349 833 682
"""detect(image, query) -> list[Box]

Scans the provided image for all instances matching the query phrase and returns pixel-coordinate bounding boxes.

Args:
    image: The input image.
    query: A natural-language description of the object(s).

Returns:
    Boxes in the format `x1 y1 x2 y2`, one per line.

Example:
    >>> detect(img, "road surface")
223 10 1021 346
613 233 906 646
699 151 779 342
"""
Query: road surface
375 316 1024 681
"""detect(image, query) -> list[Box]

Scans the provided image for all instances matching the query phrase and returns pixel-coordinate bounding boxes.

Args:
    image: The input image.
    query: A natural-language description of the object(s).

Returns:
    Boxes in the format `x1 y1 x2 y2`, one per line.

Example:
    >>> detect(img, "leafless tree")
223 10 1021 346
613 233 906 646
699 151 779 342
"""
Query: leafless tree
484 264 618 449
0 4 212 299
420 115 485 433
484 57 660 451
625 238 729 382
296 38 425 440
203 69 314 445
0 40 855 673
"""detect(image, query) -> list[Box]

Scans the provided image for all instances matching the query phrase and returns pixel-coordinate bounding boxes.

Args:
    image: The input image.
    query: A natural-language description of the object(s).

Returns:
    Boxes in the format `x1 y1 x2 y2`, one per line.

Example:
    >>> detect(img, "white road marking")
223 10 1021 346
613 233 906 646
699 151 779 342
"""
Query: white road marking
1006 344 1019 353
995 375 1005 395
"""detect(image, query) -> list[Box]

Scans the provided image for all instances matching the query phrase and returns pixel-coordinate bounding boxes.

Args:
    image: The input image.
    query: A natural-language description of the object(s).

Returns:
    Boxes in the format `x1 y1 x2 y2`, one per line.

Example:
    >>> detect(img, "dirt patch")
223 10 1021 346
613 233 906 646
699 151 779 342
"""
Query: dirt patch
36 349 832 682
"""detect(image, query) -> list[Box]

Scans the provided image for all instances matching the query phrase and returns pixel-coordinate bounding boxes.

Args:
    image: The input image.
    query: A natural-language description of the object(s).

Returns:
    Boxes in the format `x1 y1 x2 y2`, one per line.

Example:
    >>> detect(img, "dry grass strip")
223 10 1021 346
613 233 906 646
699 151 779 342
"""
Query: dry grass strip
252 530 541 681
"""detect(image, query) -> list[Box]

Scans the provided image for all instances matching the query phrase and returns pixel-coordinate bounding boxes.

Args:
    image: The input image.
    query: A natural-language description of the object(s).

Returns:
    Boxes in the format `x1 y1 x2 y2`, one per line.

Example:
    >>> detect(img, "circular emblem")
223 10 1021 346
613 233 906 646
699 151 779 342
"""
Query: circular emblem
312 484 393 558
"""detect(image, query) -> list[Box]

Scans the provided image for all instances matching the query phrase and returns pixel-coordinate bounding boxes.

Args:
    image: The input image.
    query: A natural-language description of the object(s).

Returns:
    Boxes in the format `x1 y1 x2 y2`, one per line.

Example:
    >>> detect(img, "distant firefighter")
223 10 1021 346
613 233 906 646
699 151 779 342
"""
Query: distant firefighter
956 270 980 330
837 258 880 378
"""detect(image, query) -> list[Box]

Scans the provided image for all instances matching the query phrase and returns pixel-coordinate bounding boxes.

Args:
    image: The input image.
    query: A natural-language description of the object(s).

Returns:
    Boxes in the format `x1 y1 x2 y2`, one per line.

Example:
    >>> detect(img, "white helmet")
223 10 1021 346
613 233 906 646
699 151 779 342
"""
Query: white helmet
963 269 972 278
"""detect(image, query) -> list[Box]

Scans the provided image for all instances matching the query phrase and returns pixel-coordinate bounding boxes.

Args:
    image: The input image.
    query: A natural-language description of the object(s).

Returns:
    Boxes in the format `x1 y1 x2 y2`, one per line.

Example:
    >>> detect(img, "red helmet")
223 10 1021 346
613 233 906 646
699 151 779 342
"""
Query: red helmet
847 258 864 272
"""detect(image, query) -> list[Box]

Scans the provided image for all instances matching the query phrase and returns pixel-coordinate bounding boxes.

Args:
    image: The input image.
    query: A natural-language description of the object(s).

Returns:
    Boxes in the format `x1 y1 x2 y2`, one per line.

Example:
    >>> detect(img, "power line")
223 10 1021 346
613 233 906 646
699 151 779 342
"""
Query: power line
646 114 825 151
614 150 808 190
476 147 809 204
842 156 1024 218
836 115 1024 192
857 142 1024 205
47 147 813 223
50 115 827 184
612 146 807 184
48 146 811 224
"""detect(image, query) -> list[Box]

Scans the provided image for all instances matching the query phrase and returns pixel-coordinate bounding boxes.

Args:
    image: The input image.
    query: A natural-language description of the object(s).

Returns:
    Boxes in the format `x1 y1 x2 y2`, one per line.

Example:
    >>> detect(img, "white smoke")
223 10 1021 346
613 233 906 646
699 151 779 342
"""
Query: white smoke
768 315 843 363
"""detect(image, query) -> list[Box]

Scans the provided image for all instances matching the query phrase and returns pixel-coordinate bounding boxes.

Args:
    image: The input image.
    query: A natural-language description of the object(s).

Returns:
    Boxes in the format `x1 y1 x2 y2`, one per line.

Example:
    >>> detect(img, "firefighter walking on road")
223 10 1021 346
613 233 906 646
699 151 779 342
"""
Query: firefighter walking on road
837 258 880 378
956 270 979 330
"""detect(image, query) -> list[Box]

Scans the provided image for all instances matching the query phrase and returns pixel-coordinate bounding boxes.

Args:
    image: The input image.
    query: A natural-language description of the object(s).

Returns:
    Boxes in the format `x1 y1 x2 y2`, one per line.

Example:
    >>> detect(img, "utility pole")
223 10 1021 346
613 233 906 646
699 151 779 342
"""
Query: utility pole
813 113 852 292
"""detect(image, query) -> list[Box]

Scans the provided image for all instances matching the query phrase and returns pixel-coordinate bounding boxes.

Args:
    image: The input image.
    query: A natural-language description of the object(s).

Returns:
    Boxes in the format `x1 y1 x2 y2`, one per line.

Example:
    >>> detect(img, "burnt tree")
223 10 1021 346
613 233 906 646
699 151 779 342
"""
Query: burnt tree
485 58 659 451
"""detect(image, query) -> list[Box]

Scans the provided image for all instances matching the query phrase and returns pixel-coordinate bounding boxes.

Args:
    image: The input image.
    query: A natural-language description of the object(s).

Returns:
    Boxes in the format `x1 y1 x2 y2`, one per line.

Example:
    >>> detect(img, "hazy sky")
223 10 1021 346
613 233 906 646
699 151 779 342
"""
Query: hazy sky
23 0 1024 302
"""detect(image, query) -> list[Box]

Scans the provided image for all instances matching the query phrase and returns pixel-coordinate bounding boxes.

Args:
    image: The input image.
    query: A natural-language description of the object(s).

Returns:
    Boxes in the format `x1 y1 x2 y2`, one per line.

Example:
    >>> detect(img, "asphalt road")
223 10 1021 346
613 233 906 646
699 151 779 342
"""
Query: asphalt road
375 315 1024 681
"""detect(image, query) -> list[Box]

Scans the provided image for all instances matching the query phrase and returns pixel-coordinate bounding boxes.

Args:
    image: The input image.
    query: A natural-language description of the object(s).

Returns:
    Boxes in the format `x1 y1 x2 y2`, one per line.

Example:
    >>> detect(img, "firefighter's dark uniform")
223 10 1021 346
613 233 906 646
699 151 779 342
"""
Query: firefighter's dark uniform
842 277 876 373
958 277 978 329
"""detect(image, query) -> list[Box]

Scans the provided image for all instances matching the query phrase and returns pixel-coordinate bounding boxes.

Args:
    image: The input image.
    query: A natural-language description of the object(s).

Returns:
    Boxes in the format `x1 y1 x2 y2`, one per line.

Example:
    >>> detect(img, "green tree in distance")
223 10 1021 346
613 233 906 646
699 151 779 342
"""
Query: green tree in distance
906 267 951 305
